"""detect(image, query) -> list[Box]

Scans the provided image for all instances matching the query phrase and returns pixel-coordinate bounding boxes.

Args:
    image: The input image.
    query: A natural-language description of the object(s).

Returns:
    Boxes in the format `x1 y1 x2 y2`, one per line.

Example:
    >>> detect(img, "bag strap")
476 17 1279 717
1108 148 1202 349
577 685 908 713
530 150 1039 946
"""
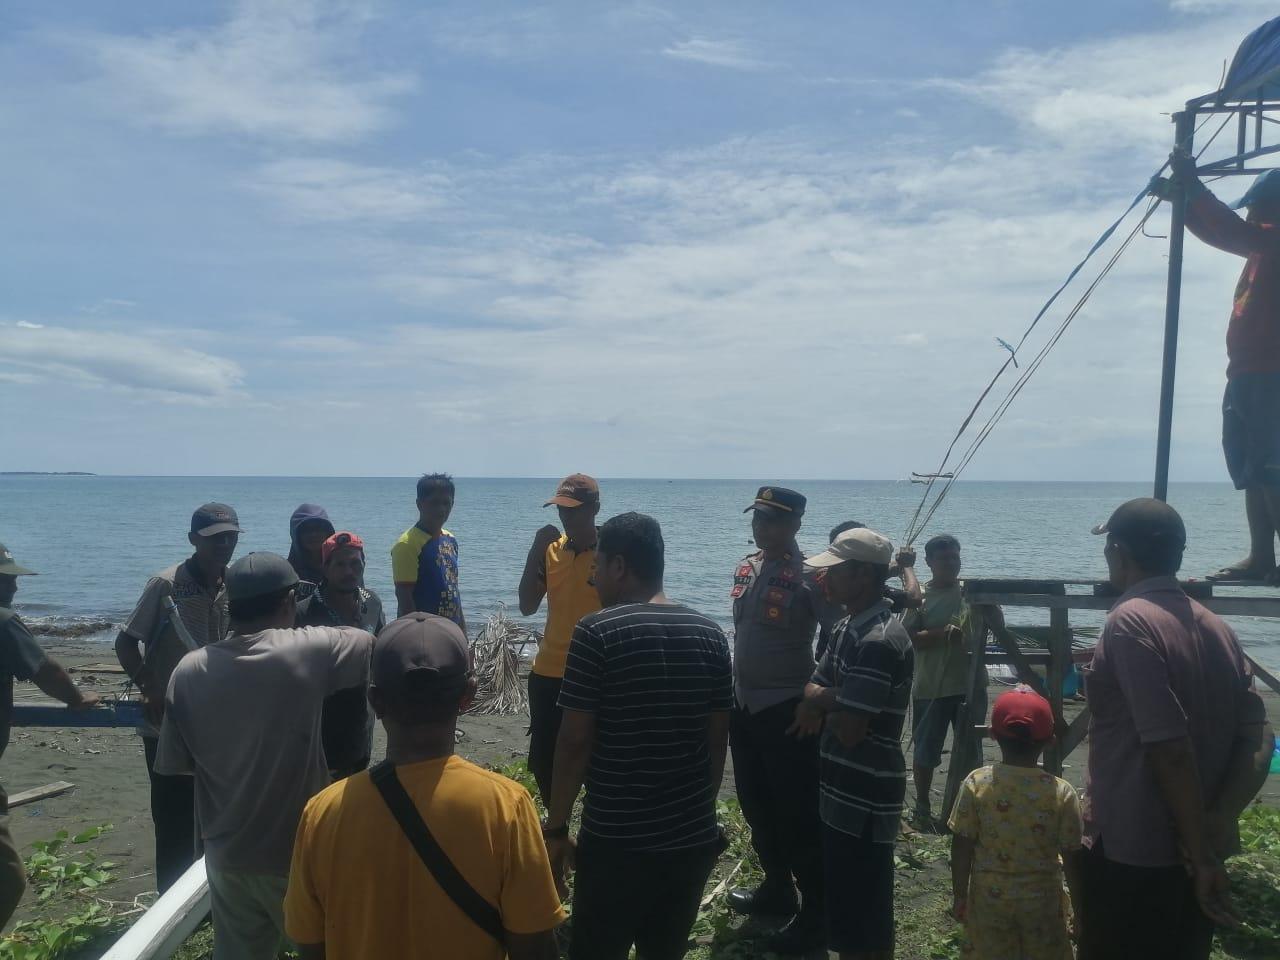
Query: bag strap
368 761 506 946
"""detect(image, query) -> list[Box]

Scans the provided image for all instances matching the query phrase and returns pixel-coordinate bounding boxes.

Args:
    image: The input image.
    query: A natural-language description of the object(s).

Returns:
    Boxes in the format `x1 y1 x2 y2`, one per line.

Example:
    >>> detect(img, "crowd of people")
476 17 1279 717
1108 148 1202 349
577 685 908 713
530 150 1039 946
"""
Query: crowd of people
0 472 1273 960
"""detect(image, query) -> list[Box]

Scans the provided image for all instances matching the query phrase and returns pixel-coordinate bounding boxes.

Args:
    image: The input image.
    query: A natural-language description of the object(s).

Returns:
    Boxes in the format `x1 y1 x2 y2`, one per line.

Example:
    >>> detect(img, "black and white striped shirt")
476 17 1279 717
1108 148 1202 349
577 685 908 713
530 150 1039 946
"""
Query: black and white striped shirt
558 602 733 852
812 600 914 842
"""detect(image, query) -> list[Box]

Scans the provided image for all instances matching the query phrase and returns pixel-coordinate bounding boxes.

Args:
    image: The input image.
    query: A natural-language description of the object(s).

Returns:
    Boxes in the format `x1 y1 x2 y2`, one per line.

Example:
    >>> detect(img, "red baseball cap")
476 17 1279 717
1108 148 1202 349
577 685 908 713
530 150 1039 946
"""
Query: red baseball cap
322 531 365 566
990 685 1054 742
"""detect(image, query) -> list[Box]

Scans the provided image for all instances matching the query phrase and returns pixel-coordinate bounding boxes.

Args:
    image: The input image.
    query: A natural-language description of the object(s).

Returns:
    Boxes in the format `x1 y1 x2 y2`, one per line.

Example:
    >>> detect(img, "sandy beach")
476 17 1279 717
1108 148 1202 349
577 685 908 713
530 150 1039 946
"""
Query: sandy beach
3 636 1278 938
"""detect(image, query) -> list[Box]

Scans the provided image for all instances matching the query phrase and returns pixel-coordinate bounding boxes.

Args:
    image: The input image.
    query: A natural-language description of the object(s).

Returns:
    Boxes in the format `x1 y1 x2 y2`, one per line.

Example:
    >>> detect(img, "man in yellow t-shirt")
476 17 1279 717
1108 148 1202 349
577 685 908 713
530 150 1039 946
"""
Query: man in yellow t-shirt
517 474 602 802
284 613 565 960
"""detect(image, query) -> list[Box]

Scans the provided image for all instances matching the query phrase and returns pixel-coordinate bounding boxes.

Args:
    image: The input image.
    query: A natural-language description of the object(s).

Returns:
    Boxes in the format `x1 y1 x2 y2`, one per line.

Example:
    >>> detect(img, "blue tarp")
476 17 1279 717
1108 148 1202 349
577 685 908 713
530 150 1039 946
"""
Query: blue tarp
1218 15 1280 103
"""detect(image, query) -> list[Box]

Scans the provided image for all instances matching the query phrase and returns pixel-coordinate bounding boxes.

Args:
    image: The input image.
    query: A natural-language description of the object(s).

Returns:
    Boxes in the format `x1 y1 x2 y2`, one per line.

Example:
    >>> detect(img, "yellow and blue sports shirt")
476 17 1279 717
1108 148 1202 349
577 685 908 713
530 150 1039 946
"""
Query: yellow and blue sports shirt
390 525 463 627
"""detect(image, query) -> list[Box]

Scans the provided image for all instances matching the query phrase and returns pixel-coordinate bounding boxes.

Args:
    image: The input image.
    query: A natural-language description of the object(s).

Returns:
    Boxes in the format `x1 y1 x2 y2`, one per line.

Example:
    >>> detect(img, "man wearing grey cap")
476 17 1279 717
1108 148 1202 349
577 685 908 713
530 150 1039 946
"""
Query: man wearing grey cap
285 613 564 960
156 552 373 960
790 527 914 960
1079 499 1273 960
114 501 241 892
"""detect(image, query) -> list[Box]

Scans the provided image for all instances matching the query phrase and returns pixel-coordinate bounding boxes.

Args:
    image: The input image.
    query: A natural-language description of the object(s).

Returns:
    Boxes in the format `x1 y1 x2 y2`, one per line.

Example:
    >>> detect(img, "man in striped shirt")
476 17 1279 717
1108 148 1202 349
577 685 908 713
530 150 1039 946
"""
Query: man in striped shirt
791 527 914 960
545 512 733 960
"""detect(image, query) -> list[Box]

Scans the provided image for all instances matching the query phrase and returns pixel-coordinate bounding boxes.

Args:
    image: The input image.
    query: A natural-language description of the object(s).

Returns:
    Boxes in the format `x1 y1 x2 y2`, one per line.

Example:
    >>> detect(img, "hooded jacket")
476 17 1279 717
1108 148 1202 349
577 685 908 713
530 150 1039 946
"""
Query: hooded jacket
287 503 335 586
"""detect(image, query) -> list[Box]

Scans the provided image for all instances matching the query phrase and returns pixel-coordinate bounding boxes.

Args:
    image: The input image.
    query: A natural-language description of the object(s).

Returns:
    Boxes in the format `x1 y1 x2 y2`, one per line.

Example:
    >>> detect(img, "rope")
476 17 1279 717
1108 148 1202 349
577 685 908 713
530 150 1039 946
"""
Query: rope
902 108 1235 547
905 199 1162 545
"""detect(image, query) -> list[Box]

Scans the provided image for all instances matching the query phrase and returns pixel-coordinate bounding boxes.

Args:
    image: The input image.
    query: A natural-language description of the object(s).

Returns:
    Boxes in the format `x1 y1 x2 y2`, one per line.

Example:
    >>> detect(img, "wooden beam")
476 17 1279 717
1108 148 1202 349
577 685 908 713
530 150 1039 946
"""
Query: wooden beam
99 857 209 960
1042 608 1070 777
11 701 145 729
1246 654 1280 696
7 781 74 809
1062 707 1091 756
970 592 1280 619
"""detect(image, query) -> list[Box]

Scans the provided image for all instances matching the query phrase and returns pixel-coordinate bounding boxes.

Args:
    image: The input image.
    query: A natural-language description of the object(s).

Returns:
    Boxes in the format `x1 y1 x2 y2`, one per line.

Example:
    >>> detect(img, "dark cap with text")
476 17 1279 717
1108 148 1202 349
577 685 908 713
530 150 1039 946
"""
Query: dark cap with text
744 486 806 517
191 502 242 537
373 612 471 694
1091 498 1186 550
544 474 600 509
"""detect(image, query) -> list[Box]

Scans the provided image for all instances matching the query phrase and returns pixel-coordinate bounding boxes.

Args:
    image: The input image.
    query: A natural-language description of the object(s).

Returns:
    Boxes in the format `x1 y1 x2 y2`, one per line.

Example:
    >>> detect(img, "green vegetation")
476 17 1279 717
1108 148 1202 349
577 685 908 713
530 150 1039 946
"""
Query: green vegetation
0 826 127 960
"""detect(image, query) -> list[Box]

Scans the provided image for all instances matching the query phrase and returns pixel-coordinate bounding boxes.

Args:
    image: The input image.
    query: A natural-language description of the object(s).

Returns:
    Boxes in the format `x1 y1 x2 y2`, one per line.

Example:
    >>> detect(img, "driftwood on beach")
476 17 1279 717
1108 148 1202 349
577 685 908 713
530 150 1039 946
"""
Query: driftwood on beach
467 606 538 717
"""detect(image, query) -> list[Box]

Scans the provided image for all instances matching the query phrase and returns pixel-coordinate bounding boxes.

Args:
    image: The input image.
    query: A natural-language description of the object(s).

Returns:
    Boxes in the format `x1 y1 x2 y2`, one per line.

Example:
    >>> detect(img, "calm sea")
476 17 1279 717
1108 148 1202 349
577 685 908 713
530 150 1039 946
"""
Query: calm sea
2 476 1278 670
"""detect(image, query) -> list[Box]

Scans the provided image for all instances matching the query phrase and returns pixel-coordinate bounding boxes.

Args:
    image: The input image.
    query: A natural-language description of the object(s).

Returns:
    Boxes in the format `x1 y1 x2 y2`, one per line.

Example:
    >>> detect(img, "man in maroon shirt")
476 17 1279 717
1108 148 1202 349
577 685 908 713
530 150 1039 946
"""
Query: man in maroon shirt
1080 498 1273 960
1171 151 1280 581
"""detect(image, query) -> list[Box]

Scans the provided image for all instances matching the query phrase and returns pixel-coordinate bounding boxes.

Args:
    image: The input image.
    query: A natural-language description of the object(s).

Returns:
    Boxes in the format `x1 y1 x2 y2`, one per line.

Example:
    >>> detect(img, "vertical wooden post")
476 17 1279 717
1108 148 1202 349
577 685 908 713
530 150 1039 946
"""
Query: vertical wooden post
941 609 988 823
1043 606 1070 776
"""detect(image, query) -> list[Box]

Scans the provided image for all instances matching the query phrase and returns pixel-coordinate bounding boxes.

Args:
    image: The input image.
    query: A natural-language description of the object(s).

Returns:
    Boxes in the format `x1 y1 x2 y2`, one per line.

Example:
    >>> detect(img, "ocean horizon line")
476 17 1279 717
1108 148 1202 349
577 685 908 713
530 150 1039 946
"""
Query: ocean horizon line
1 474 1240 485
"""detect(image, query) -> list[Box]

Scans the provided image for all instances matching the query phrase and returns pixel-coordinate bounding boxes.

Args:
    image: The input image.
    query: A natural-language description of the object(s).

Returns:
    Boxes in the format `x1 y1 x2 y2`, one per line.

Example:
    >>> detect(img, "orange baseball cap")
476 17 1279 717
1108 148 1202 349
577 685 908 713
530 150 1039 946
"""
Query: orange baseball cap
544 474 600 508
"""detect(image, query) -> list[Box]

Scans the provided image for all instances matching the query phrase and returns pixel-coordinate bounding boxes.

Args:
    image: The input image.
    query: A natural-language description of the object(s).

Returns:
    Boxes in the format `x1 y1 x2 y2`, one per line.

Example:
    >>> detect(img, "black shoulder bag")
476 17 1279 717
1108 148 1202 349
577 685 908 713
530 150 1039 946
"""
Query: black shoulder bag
368 760 506 947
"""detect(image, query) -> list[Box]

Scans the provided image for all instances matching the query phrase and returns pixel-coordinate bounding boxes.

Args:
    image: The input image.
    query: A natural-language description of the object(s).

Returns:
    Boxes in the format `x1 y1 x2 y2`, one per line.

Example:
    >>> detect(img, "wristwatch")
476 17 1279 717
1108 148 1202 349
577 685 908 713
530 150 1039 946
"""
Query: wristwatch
541 819 570 839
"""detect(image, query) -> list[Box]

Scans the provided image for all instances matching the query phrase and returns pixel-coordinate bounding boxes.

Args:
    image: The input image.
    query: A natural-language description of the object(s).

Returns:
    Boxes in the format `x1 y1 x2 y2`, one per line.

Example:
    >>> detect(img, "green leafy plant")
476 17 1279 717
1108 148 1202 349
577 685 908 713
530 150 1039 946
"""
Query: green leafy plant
0 824 123 959
25 826 116 902
0 903 118 960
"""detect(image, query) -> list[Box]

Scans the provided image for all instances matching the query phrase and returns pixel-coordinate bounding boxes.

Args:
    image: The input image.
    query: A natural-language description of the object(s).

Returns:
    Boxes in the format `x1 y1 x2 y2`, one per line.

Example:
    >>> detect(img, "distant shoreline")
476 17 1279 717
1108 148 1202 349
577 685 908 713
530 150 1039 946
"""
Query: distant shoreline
1 471 96 476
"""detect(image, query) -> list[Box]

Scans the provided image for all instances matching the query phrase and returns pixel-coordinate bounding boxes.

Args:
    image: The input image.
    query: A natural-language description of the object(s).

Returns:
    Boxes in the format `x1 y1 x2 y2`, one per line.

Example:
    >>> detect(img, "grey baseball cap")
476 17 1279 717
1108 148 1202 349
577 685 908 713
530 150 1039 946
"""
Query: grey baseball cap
191 502 242 537
0 543 36 577
372 613 471 695
225 552 298 602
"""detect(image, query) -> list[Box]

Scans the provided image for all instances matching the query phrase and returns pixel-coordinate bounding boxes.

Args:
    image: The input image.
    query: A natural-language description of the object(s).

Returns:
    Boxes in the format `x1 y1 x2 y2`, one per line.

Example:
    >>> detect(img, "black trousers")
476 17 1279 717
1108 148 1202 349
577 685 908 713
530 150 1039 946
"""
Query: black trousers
729 699 824 911
1078 840 1215 960
569 839 718 960
143 736 196 893
527 672 563 803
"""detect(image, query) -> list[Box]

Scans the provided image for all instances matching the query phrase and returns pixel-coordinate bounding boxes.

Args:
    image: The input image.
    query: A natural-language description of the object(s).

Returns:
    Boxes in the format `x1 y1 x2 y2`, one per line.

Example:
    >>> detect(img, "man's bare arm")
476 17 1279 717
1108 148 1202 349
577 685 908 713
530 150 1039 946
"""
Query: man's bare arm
394 584 416 619
708 711 731 793
1207 720 1276 853
1147 736 1237 926
33 660 97 708
547 709 596 828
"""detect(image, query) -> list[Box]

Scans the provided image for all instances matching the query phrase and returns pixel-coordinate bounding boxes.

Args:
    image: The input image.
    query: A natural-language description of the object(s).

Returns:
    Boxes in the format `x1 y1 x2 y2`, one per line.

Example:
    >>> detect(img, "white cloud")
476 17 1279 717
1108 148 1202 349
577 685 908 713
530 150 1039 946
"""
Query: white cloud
663 38 770 71
250 158 452 221
81 0 413 142
931 14 1272 156
15 321 44 329
0 323 244 400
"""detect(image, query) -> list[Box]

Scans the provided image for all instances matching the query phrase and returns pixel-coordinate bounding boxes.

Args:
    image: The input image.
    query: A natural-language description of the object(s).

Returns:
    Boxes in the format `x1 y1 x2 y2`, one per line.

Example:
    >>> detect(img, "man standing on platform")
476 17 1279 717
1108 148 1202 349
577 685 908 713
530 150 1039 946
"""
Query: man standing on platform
1079 498 1274 960
114 502 240 892
1168 151 1280 582
517 474 602 803
724 486 825 955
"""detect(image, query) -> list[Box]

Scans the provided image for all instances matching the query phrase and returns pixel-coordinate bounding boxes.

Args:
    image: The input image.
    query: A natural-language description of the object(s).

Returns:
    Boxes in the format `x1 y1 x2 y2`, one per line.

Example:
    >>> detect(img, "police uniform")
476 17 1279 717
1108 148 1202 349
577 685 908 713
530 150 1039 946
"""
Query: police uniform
727 488 825 946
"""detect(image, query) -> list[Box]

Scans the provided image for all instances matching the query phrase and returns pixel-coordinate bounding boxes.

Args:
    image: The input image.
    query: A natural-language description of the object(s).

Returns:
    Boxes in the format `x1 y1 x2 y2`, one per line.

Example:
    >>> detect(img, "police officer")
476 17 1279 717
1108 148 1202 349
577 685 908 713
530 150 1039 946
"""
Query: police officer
726 487 825 955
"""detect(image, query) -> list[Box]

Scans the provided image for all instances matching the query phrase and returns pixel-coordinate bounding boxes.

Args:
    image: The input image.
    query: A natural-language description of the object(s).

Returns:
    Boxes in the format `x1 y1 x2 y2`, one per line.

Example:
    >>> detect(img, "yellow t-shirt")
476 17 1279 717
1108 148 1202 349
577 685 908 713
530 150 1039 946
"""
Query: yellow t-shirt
947 762 1082 899
532 536 600 679
285 755 566 959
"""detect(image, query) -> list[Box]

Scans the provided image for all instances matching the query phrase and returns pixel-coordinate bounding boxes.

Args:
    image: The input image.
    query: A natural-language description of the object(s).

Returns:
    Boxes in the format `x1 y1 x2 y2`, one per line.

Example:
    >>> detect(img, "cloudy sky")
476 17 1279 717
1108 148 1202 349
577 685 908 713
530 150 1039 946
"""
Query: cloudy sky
1 0 1276 479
